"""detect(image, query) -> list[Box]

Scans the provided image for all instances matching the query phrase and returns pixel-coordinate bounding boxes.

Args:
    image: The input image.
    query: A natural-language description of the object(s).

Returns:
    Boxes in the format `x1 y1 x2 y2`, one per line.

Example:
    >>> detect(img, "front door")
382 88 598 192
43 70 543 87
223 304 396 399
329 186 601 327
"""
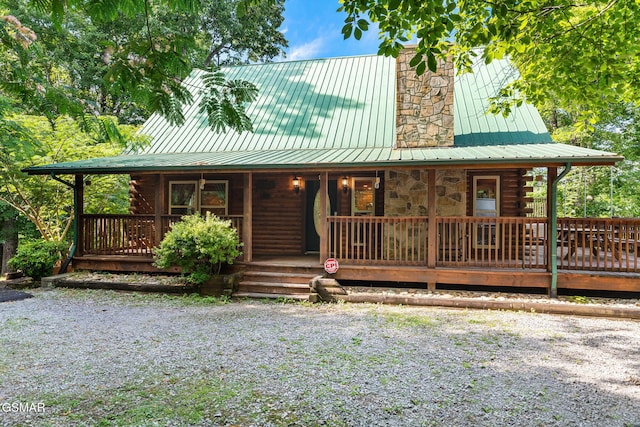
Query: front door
305 179 336 253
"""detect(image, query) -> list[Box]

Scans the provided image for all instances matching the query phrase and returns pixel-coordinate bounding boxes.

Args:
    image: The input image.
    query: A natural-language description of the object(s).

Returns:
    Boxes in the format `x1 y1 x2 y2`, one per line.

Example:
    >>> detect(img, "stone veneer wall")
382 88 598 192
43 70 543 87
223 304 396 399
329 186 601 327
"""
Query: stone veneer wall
384 170 428 216
435 170 466 216
384 169 465 217
396 49 455 148
383 169 465 260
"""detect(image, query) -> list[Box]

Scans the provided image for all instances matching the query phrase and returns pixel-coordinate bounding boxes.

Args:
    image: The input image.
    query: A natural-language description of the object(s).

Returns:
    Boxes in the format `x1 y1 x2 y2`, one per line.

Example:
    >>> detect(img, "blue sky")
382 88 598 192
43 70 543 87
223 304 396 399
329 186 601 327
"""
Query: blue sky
280 0 380 60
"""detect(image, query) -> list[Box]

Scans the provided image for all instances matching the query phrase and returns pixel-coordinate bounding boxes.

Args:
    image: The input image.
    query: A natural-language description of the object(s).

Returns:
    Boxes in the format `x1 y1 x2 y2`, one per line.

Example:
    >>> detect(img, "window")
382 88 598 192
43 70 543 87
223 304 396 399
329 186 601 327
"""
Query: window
169 180 228 216
169 181 197 215
200 180 228 216
472 176 500 248
352 177 375 216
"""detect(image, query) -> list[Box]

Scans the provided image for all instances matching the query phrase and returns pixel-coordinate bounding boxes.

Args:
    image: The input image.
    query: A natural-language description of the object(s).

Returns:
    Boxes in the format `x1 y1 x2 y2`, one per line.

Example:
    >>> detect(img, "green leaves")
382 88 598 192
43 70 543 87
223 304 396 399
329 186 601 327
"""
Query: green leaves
198 66 257 133
4 0 278 136
154 212 242 283
0 114 134 242
340 0 640 122
7 239 67 280
388 0 402 11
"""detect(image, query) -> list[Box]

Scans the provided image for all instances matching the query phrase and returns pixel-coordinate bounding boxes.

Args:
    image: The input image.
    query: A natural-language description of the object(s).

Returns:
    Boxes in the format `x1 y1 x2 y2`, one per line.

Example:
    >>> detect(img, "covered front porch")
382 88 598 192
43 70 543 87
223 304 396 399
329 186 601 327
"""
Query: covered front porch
42 161 639 295
73 210 640 293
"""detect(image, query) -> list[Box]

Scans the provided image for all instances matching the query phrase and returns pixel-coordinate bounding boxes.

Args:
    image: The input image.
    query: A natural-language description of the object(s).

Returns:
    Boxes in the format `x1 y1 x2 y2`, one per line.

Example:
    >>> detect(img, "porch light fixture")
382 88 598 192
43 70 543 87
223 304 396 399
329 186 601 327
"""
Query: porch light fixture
292 176 300 194
342 177 349 193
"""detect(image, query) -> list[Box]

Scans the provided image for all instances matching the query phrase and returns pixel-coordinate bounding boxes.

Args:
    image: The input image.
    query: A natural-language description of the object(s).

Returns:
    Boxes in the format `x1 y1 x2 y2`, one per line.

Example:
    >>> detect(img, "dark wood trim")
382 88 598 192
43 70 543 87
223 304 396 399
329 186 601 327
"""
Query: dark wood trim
547 166 557 272
76 174 84 256
334 265 551 288
319 172 328 261
73 255 180 273
243 172 253 262
427 169 437 270
547 167 556 217
557 272 640 292
154 174 164 245
427 169 437 290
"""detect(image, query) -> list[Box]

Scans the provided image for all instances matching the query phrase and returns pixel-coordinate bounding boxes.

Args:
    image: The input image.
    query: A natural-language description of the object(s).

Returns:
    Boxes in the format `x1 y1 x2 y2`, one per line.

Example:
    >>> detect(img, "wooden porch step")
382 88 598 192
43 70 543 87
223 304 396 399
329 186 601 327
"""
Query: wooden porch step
238 281 310 295
241 263 323 276
233 292 310 301
241 271 318 284
235 266 319 299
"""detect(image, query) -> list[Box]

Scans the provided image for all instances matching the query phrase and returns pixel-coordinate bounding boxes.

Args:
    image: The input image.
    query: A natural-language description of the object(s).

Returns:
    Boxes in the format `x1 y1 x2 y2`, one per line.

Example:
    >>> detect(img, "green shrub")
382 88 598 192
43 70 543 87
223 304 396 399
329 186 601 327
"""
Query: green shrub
8 239 67 280
153 213 242 285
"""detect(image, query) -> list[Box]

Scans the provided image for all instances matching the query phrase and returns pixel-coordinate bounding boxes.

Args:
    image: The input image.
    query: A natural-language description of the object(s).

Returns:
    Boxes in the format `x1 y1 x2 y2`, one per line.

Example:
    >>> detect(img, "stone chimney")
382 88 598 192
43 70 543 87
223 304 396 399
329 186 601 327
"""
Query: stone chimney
395 48 454 148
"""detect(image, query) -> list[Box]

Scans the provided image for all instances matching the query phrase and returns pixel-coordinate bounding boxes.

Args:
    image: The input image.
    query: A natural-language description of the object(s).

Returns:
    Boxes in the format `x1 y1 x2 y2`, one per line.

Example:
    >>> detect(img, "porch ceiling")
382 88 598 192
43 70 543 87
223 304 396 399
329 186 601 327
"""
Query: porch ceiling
24 143 621 175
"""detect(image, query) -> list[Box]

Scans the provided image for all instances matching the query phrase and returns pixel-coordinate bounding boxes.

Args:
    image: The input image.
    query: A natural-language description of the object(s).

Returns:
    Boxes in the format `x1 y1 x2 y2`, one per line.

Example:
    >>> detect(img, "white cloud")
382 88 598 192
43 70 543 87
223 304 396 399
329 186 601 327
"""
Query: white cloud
286 37 325 61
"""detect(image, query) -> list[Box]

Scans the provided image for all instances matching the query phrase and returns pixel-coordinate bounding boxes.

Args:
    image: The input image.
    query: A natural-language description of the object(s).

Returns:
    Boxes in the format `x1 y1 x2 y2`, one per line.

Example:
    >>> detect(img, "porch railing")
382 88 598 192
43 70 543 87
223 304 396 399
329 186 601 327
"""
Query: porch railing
82 214 156 256
328 216 429 265
328 216 640 273
327 216 548 269
557 217 640 272
80 213 640 273
437 217 548 269
80 214 243 257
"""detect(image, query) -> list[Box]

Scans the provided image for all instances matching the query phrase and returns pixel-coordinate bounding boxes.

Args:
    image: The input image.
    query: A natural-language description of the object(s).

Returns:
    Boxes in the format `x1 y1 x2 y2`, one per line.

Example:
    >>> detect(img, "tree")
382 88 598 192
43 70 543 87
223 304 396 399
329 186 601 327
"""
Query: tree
537 102 640 217
339 0 639 123
199 0 287 67
0 0 285 134
0 115 140 242
0 203 18 275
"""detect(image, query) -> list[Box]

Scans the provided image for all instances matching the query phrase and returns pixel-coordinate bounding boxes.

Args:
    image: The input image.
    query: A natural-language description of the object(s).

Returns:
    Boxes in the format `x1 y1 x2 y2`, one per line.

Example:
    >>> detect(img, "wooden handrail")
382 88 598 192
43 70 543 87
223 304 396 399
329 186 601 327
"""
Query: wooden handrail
437 217 548 269
80 214 243 257
79 213 640 273
328 216 428 265
557 217 640 272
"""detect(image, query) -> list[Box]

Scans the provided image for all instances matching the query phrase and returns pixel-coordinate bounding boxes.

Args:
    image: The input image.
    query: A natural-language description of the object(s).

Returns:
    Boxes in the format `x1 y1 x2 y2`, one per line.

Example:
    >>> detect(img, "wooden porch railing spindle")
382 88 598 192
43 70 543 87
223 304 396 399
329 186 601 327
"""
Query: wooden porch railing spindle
80 214 243 258
79 214 640 274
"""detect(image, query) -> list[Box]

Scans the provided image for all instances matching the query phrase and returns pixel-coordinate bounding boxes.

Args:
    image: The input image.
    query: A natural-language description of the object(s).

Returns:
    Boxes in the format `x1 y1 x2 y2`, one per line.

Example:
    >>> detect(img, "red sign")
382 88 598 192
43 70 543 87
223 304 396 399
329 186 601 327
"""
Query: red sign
324 258 339 274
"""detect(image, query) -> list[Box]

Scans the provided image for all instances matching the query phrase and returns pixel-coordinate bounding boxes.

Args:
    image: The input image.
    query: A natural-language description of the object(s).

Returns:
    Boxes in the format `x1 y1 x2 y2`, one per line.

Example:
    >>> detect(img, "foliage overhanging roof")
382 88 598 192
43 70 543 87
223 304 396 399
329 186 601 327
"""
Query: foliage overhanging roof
25 54 621 175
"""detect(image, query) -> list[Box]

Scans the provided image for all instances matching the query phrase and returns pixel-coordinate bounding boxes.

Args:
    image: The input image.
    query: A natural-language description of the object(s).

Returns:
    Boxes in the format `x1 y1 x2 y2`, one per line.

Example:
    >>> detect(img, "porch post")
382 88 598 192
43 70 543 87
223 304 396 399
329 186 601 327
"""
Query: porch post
243 172 253 262
549 164 572 298
427 169 437 290
319 172 328 262
75 174 84 257
154 174 164 247
546 167 557 274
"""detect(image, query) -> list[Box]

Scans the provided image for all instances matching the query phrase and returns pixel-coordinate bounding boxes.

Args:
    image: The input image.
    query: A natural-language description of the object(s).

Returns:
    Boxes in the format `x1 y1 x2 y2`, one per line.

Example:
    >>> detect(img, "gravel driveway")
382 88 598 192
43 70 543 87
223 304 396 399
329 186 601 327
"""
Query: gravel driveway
1 288 639 427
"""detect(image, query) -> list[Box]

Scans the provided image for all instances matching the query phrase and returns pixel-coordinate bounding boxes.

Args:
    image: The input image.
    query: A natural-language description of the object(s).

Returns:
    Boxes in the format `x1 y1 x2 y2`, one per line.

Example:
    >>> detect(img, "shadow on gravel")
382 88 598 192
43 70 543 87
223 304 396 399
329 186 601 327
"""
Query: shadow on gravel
0 288 33 303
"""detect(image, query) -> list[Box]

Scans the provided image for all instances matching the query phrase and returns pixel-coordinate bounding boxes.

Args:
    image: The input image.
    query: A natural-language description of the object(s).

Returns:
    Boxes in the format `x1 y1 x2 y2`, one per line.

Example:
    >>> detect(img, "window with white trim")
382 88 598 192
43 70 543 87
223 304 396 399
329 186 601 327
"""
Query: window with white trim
472 175 500 248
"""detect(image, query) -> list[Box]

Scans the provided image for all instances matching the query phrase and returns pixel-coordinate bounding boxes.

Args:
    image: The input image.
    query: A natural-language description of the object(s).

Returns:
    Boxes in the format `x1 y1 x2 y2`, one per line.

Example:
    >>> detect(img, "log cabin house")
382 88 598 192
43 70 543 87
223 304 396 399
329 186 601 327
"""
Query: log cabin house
25 49 640 297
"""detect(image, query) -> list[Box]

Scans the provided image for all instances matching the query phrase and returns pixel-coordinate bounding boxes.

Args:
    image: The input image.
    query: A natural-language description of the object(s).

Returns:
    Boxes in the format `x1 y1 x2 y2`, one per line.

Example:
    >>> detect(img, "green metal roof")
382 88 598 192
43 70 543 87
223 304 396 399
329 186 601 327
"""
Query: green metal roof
25 54 622 175
139 55 396 154
454 57 551 146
